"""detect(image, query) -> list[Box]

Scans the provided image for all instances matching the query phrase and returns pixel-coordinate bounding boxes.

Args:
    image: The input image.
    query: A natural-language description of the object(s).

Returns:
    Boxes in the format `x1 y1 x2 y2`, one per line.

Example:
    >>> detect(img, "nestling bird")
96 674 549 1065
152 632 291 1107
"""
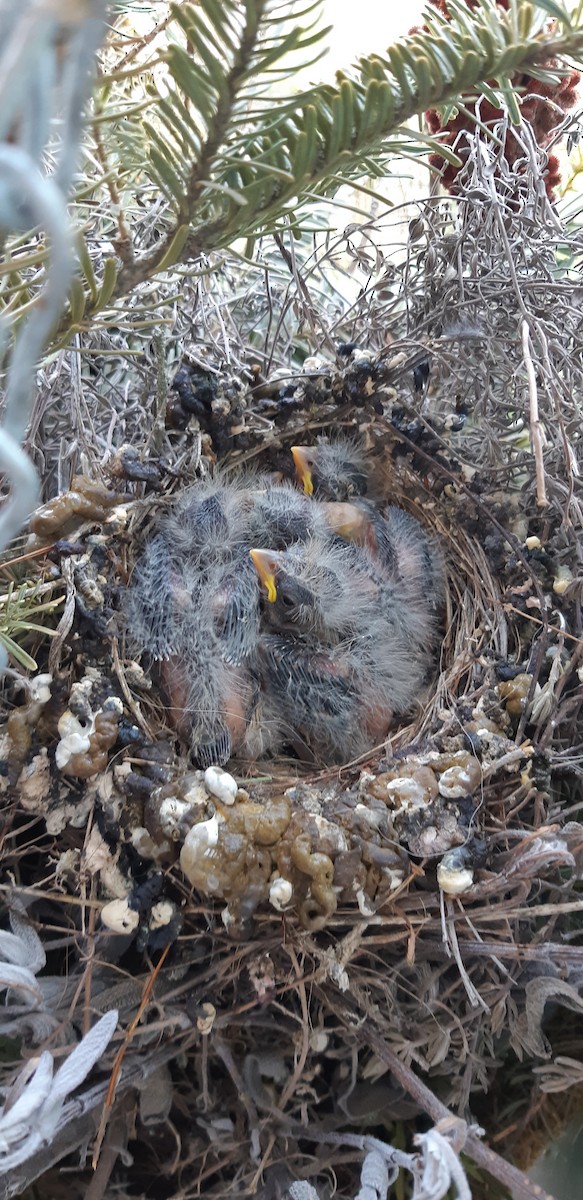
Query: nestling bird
250 537 379 640
127 471 331 762
291 438 387 551
128 541 262 765
128 442 444 767
291 439 445 621
291 440 369 501
250 534 438 762
162 473 333 662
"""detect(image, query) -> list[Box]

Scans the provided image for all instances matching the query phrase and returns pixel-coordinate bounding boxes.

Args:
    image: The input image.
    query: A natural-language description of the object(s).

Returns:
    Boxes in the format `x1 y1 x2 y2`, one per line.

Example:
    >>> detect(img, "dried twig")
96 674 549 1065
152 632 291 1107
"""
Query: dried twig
522 319 548 508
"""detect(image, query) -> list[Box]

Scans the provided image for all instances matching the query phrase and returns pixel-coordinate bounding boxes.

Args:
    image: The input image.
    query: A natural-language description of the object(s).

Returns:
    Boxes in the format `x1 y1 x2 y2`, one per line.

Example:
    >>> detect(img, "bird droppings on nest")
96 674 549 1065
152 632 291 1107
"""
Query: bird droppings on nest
55 674 123 777
1 126 583 1200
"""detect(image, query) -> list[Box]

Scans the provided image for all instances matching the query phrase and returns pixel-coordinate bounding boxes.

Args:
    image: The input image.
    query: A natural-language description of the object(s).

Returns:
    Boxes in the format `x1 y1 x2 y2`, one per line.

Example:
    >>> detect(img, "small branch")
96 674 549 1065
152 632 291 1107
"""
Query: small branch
521 319 547 509
354 1023 558 1200
92 945 170 1168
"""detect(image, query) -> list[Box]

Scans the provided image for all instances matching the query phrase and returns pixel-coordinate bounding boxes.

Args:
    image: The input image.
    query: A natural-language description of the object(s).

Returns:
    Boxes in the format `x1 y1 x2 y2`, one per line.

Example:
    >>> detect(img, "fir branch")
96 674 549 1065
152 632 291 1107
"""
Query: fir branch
104 1 583 301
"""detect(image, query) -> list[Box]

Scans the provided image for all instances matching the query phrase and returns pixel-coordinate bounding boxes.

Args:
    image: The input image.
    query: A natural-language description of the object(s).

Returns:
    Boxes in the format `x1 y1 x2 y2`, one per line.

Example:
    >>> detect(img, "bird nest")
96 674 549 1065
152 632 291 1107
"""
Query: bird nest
1 129 582 1199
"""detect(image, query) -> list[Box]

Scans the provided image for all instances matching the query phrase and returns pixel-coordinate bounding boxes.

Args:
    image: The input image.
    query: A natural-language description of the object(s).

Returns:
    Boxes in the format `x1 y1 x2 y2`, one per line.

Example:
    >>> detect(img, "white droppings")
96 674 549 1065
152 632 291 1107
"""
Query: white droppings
356 888 376 916
269 877 293 911
104 504 131 531
55 696 122 771
101 898 140 934
314 814 348 852
180 815 222 889
385 775 429 810
437 861 474 896
182 814 220 856
196 1002 217 1034
221 905 236 931
29 673 52 704
353 803 385 829
383 867 405 892
149 900 175 929
158 796 194 837
302 355 324 373
350 349 374 368
553 566 573 595
55 711 91 770
437 761 481 799
183 776 210 807
309 1030 329 1053
327 961 349 992
204 765 238 805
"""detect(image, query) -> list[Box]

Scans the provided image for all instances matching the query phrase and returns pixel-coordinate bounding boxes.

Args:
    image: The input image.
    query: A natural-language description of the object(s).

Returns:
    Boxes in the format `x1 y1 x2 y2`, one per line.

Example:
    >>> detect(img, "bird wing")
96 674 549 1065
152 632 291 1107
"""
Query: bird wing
126 534 191 660
210 557 261 665
257 634 367 761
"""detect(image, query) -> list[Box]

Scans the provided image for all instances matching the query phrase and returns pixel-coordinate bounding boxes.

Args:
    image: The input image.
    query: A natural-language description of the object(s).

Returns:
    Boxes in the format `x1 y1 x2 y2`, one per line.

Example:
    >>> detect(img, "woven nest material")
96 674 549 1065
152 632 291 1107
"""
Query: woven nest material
1 128 582 1199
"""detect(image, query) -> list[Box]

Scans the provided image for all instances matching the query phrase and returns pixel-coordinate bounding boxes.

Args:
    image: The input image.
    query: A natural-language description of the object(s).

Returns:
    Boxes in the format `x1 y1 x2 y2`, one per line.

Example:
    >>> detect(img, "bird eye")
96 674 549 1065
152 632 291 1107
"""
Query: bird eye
279 589 296 613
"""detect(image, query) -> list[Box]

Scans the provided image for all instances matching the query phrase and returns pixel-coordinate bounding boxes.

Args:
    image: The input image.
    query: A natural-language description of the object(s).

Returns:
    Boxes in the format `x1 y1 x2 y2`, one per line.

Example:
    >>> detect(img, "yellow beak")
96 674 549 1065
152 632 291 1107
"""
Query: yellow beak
291 446 314 496
250 549 279 603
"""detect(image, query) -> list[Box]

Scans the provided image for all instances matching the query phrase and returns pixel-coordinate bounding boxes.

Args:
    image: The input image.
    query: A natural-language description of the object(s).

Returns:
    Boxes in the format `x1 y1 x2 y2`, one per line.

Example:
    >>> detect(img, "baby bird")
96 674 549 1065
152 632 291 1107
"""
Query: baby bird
127 472 331 764
125 532 186 662
370 504 445 629
247 478 330 547
250 535 436 762
128 449 444 768
250 537 376 641
158 641 258 768
128 541 261 765
291 440 369 501
292 439 445 622
158 473 331 665
255 632 370 763
291 438 385 549
143 477 259 667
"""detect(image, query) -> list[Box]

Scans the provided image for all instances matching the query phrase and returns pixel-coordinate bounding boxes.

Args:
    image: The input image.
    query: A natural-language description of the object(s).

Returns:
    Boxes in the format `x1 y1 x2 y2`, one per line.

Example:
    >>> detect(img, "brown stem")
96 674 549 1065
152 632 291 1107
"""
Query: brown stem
357 1022 557 1200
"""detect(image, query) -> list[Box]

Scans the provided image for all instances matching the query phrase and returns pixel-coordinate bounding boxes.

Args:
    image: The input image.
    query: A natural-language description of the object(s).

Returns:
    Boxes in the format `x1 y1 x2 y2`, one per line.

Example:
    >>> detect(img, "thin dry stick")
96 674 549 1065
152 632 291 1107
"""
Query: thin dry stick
522 319 547 509
357 1024 558 1200
277 945 310 1112
92 942 171 1168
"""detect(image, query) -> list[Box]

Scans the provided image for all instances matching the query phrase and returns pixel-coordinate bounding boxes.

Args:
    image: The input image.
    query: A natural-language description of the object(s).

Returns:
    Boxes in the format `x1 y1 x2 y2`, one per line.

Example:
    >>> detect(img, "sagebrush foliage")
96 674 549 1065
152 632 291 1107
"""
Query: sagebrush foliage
7 0 583 350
